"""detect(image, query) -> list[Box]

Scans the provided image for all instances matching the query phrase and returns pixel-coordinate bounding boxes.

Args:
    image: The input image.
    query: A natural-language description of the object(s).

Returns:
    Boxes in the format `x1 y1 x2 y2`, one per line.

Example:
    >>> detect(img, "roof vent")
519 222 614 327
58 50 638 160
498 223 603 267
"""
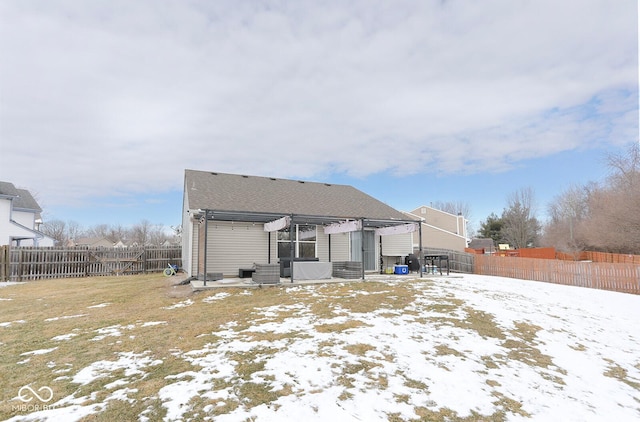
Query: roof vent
298 180 305 184
270 178 277 181
211 172 218 175
324 183 332 186
242 175 249 178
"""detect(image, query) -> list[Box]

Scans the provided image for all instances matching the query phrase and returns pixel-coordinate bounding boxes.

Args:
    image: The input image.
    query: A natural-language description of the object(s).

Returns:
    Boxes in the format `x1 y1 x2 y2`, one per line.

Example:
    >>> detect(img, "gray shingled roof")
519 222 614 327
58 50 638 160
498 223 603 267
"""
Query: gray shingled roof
0 181 42 212
184 170 416 223
0 181 20 198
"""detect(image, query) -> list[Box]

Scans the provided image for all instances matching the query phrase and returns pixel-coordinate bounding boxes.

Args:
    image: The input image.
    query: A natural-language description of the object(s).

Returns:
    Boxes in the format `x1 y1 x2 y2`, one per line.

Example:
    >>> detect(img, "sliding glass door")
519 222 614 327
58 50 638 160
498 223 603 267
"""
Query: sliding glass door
351 230 376 271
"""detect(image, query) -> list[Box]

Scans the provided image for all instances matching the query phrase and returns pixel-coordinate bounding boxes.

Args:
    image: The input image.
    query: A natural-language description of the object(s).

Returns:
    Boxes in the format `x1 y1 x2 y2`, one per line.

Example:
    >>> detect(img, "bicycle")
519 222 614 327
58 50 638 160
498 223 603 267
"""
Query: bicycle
163 263 179 277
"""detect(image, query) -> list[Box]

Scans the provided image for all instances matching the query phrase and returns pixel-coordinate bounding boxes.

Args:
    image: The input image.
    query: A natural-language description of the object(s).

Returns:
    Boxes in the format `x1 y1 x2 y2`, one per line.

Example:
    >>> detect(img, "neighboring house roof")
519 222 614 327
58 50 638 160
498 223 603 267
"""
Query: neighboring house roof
14 189 42 212
0 181 20 199
0 182 42 212
184 170 416 223
468 238 495 250
0 181 54 246
73 237 114 248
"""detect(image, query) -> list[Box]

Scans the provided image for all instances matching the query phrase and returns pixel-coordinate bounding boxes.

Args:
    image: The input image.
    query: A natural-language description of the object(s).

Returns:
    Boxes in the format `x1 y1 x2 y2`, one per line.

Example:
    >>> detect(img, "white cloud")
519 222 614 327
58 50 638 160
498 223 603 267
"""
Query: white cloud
0 0 636 207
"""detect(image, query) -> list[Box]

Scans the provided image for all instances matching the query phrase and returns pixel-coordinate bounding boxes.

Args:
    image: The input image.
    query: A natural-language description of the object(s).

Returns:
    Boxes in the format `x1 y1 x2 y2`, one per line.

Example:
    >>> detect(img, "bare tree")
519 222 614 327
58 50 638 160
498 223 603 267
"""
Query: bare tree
67 221 83 244
107 224 129 244
542 184 590 252
431 200 472 219
501 187 540 249
86 224 111 240
40 219 68 246
580 143 640 253
131 220 169 246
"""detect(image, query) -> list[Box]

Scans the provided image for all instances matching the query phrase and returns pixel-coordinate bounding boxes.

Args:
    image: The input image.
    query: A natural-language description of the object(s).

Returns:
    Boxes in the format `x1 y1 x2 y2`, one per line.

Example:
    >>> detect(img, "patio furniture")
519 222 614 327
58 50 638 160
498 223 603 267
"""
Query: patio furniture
332 261 363 279
423 255 449 275
239 268 256 278
279 257 319 277
292 261 332 280
251 264 280 284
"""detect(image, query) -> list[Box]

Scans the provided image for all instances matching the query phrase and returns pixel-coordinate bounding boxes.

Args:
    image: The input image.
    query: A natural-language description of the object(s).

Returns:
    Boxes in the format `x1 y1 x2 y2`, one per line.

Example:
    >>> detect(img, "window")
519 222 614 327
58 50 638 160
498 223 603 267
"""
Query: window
278 224 316 258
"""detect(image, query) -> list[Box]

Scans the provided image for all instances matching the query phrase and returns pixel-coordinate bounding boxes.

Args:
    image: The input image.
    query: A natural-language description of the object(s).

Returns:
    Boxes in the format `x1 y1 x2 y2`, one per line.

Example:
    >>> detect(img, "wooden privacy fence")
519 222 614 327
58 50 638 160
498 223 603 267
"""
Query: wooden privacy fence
419 248 475 274
556 250 640 264
0 246 182 281
474 255 640 295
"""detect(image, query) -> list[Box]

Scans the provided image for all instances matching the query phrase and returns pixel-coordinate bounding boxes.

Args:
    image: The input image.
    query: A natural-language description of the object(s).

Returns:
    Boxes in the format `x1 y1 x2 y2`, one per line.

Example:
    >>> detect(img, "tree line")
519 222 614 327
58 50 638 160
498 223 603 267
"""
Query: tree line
40 219 181 247
478 143 640 254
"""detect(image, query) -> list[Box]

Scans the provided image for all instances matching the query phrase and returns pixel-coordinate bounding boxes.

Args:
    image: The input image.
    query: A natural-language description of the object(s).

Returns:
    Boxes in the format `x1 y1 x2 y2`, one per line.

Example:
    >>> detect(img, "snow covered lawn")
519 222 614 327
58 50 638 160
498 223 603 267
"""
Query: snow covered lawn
1 274 639 421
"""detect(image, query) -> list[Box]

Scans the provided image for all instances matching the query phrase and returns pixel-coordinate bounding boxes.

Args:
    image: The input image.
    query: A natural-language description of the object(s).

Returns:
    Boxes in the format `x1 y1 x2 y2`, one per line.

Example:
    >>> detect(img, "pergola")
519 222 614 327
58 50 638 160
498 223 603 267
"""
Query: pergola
192 209 423 285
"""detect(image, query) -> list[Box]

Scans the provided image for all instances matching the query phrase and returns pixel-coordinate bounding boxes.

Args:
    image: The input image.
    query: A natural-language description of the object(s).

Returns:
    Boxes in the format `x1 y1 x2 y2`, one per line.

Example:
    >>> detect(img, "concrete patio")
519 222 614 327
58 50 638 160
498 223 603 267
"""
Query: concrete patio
188 272 456 291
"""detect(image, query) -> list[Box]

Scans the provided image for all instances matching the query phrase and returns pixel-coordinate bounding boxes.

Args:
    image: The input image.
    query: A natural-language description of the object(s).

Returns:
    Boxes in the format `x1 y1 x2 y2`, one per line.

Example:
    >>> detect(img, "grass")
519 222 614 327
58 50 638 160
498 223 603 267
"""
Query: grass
0 273 636 421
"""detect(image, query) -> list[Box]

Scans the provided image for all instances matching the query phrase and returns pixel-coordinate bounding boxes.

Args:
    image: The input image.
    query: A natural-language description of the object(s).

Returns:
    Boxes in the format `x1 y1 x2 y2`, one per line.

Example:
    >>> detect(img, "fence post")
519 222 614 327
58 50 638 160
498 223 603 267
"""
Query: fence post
0 245 8 282
143 247 148 274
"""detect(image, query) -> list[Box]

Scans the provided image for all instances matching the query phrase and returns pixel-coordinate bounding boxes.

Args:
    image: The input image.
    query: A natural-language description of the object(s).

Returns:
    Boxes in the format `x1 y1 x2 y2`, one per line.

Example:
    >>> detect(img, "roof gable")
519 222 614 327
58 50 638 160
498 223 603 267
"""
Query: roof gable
0 182 42 212
184 170 413 222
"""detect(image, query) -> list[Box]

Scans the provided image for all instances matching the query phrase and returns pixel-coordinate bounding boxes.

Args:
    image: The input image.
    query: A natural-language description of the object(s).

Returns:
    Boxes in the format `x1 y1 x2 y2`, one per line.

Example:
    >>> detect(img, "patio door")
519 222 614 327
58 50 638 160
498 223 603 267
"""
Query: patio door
351 230 376 271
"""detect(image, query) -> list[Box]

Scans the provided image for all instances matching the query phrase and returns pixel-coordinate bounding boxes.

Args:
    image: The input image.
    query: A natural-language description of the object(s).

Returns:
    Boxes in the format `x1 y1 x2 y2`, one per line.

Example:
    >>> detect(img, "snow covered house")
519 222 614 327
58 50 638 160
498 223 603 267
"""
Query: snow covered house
0 181 55 247
181 170 422 282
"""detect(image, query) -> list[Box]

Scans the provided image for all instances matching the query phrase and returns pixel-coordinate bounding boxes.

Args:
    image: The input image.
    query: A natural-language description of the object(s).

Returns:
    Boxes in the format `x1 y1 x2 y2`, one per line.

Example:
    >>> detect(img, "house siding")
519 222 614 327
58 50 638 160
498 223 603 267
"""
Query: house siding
206 221 269 276
187 221 355 278
0 200 11 246
181 188 194 276
380 232 413 256
415 225 467 251
189 221 198 276
324 232 350 262
408 206 469 252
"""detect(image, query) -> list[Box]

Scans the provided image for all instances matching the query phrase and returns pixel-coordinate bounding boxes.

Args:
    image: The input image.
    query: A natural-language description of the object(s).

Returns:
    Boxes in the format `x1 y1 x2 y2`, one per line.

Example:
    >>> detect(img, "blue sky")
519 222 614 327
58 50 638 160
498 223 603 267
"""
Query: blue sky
1 0 637 235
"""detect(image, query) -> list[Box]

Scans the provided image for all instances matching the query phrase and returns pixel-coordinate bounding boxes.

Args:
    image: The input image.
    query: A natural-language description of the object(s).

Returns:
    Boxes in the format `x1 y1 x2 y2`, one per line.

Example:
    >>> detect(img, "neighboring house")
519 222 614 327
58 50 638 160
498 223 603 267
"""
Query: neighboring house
0 182 55 247
69 237 115 248
405 205 469 252
181 170 422 280
467 238 497 254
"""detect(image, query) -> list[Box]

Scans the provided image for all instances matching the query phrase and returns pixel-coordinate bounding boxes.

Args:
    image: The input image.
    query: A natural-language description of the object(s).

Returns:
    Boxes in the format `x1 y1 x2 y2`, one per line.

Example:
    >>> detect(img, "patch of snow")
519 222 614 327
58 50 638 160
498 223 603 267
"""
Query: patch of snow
140 321 167 327
163 299 194 309
202 292 231 302
72 351 162 385
20 347 57 356
0 282 24 288
90 324 135 341
87 303 111 308
44 314 87 322
52 333 78 341
0 319 26 327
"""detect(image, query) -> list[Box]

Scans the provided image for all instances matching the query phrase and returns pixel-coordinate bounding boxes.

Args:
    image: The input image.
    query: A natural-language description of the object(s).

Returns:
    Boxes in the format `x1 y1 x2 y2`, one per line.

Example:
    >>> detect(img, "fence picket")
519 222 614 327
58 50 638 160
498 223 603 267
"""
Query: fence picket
474 255 640 295
0 246 181 281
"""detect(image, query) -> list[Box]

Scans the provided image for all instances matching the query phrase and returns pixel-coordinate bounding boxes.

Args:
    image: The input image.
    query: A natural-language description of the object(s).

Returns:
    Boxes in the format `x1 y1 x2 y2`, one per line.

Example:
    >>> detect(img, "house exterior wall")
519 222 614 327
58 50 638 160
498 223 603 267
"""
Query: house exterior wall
206 221 270 276
185 220 355 278
181 188 194 275
189 221 198 276
0 199 12 246
325 232 350 262
0 199 54 246
414 225 467 251
380 232 413 256
411 206 459 233
12 209 36 229
408 206 468 252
